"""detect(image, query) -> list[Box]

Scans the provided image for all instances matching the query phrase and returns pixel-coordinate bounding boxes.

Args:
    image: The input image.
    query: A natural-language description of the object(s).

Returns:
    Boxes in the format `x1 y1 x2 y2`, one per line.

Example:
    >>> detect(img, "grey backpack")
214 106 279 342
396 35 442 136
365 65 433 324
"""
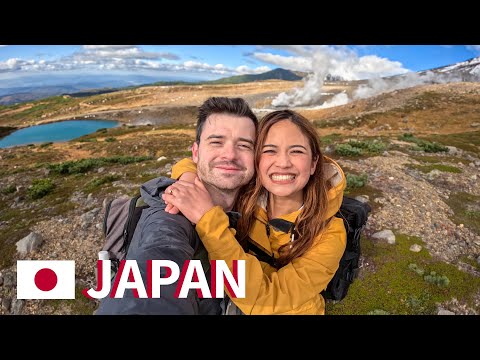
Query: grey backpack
102 195 148 273
101 194 211 275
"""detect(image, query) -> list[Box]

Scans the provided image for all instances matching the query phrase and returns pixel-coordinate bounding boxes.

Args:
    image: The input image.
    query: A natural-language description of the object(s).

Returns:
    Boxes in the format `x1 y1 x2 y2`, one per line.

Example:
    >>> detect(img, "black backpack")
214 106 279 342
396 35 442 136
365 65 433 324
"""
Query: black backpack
247 196 371 301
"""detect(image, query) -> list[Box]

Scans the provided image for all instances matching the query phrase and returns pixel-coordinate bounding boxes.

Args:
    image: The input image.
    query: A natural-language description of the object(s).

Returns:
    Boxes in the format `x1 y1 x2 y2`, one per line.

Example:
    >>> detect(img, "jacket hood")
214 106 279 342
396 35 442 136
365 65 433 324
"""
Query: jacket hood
322 156 346 219
257 155 346 223
140 176 176 208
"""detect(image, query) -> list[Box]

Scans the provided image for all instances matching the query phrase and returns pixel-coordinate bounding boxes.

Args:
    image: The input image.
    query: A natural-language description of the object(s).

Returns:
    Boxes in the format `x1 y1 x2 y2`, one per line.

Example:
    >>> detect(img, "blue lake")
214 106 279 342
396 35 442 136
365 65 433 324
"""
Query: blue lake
0 120 120 148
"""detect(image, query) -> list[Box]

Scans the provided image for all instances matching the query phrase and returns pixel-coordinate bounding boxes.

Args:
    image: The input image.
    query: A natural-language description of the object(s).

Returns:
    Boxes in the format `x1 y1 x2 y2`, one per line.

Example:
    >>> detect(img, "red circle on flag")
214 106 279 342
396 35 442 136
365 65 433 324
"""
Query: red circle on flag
34 268 58 291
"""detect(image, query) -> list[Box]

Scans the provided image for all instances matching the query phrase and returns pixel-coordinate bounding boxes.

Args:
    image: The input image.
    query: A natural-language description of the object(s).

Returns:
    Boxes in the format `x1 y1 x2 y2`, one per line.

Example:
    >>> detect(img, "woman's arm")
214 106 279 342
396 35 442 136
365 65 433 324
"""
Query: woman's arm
166 158 198 214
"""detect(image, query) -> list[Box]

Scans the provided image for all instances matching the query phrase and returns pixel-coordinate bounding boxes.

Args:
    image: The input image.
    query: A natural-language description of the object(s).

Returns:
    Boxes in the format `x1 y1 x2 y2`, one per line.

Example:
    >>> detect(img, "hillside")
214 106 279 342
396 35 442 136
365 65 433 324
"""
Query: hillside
0 68 305 106
208 68 303 84
0 79 479 315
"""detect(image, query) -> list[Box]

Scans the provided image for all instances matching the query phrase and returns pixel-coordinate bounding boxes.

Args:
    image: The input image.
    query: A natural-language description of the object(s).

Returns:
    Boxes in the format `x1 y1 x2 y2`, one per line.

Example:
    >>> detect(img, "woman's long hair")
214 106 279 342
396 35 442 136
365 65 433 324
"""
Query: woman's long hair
235 110 331 268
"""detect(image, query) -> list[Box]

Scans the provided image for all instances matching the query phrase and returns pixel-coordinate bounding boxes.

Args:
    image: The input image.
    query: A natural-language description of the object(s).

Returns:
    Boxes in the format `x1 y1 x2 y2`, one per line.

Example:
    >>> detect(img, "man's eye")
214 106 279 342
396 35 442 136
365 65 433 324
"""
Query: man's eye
239 144 253 149
210 141 222 145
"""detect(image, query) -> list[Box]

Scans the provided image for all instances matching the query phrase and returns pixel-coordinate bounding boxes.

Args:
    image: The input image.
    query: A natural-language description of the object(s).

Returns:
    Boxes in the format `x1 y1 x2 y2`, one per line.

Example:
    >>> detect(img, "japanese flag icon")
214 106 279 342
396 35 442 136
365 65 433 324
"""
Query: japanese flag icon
17 260 75 299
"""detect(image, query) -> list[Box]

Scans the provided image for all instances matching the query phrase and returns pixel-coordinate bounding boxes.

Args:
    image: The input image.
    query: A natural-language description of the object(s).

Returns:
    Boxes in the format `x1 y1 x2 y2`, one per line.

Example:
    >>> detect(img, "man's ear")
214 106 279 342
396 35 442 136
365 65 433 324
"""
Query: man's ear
192 142 199 163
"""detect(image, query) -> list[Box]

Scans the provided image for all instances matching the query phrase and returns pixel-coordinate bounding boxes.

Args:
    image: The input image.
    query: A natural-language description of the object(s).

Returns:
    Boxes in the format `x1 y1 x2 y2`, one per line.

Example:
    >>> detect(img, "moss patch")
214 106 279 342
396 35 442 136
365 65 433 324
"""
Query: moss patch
444 192 480 235
326 233 480 314
406 163 462 173
410 155 471 165
42 285 98 314
422 131 480 156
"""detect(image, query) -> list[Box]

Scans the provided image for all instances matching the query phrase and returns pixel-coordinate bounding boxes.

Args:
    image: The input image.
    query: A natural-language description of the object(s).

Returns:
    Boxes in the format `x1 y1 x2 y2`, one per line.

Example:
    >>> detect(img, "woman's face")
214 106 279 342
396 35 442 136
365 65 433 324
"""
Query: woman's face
259 120 317 199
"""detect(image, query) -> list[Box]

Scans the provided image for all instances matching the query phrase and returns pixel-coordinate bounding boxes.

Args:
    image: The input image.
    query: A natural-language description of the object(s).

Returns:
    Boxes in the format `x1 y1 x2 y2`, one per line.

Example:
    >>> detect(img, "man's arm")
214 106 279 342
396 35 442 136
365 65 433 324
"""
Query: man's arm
95 212 204 315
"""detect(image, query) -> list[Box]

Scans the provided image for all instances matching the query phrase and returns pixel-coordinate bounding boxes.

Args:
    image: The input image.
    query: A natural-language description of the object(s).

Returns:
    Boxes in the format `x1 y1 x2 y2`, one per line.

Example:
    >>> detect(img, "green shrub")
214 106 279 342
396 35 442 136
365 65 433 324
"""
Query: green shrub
399 133 448 153
346 173 368 190
336 144 363 156
28 178 55 200
39 142 53 148
408 263 425 276
85 175 121 191
409 263 449 287
1 184 16 195
104 137 116 142
414 141 448 153
399 133 415 141
48 156 152 175
424 271 450 287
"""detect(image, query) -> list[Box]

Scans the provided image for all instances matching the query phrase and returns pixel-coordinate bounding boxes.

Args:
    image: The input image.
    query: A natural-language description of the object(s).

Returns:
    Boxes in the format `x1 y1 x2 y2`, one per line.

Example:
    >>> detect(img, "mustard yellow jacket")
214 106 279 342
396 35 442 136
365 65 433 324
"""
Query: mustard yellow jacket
171 157 346 315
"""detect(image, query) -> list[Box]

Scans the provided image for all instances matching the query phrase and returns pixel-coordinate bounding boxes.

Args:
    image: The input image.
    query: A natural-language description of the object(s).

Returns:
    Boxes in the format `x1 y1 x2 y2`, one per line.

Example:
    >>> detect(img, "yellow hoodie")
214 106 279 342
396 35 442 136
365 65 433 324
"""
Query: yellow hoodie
171 157 346 315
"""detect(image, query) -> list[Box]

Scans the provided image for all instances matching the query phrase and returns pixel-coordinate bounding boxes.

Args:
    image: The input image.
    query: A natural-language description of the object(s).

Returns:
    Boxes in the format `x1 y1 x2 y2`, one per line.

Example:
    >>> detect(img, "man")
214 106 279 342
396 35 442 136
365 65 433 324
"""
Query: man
95 97 257 315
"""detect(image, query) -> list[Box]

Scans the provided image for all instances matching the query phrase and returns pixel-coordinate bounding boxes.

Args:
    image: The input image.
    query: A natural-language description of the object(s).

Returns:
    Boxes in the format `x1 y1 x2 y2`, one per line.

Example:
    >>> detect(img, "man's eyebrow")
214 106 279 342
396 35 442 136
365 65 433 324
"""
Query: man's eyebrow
238 137 255 145
206 135 225 140
205 135 254 145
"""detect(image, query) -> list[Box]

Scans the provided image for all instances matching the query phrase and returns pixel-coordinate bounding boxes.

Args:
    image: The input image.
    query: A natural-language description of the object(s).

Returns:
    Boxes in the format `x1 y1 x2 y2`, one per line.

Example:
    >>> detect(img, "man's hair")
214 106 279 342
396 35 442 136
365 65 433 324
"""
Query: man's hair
196 97 258 143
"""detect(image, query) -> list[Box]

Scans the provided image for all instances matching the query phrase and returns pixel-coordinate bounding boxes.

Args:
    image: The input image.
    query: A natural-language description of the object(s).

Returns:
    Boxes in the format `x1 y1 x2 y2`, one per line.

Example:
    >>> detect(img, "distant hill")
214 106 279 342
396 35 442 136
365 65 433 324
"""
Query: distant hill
207 68 304 84
426 56 480 82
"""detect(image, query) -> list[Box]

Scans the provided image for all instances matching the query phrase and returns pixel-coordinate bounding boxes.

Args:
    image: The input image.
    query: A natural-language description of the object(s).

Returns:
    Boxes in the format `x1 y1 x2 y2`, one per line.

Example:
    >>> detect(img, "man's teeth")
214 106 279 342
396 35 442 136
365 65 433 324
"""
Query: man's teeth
271 174 295 181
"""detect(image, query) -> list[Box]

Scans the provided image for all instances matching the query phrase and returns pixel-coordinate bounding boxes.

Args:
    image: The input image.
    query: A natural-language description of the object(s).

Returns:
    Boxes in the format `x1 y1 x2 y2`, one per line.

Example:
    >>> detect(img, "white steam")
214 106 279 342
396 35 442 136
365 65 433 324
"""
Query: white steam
269 47 479 108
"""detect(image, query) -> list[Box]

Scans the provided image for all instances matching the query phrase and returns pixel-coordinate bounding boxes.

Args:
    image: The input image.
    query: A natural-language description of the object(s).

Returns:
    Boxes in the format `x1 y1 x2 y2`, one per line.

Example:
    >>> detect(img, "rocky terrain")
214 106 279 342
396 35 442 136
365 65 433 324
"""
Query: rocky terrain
0 80 479 315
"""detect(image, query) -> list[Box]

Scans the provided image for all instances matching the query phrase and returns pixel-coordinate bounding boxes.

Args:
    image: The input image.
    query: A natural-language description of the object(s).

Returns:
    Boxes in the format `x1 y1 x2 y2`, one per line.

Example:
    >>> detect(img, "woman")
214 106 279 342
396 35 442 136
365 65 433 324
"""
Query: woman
163 110 346 315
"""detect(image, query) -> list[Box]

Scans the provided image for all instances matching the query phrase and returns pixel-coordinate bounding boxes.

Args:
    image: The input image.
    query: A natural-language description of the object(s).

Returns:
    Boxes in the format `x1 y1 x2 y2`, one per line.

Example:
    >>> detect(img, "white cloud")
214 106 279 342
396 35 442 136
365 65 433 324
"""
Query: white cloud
254 46 409 80
467 45 480 54
0 45 271 79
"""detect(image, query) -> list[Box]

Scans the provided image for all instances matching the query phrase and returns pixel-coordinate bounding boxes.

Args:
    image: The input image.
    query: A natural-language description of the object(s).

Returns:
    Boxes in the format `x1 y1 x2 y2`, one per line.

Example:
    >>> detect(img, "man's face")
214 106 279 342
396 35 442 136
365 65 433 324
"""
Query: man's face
192 113 255 191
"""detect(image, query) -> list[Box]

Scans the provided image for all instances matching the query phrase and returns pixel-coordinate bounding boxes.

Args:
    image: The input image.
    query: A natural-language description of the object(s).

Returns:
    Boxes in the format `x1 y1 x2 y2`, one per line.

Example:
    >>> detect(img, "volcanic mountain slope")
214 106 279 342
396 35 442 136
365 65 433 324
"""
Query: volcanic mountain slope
298 82 480 136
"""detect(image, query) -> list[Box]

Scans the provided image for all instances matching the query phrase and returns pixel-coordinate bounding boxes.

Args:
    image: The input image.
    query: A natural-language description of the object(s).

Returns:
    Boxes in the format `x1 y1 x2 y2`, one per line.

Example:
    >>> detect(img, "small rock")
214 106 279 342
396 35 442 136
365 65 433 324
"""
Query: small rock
438 309 455 315
1 298 11 311
354 195 370 204
409 244 422 252
16 232 43 254
371 229 396 244
11 299 24 315
157 156 167 162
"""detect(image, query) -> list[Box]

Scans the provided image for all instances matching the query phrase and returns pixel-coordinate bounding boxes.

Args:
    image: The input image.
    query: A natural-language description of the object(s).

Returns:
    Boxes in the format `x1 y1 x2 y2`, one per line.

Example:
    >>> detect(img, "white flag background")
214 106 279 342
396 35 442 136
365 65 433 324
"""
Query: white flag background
17 260 75 299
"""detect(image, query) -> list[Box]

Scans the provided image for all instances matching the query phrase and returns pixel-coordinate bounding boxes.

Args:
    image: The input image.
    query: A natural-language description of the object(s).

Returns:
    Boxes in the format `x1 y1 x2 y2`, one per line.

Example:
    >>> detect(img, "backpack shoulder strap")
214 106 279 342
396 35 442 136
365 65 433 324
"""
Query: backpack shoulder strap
122 194 150 256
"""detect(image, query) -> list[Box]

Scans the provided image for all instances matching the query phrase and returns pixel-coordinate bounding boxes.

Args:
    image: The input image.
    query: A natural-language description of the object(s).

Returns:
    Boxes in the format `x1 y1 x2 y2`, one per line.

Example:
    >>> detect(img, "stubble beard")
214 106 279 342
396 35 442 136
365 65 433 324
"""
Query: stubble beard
197 161 252 193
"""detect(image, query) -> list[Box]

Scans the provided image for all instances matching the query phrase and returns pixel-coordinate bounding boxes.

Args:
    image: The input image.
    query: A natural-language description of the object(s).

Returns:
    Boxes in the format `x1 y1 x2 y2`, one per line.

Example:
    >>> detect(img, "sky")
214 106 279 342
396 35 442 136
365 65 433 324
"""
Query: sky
0 45 479 90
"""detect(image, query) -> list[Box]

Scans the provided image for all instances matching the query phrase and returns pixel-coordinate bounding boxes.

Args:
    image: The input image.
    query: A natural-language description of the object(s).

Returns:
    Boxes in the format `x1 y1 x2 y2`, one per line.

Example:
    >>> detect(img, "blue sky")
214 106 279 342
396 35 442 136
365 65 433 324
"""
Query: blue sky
0 45 479 88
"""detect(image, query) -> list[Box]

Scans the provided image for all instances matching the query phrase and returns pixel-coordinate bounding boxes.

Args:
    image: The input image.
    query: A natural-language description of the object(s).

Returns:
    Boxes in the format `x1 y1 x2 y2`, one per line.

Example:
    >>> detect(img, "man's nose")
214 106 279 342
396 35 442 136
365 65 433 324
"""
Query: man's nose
221 143 238 160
